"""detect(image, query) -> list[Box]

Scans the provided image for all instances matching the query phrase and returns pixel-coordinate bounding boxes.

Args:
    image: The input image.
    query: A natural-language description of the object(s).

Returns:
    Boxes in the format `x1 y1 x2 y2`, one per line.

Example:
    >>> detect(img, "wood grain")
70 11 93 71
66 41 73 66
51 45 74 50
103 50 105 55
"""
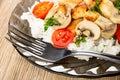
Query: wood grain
0 0 120 80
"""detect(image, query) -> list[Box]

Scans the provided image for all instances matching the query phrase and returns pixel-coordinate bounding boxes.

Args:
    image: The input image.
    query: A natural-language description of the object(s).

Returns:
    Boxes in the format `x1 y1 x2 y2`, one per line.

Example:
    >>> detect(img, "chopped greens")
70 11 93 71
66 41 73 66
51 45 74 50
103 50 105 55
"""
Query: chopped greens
113 0 120 10
75 37 87 46
90 0 101 13
44 17 61 31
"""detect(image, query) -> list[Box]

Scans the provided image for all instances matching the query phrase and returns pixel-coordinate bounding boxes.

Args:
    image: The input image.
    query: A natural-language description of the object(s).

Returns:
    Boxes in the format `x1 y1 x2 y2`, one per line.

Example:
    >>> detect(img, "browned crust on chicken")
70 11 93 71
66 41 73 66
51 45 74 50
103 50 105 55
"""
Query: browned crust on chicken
67 19 83 33
84 11 100 22
72 2 87 19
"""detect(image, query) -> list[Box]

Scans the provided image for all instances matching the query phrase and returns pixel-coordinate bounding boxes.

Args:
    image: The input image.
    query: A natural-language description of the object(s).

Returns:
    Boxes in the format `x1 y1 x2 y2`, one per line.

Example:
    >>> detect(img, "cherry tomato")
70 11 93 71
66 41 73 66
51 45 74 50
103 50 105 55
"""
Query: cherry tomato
52 29 74 48
115 24 120 42
32 1 54 19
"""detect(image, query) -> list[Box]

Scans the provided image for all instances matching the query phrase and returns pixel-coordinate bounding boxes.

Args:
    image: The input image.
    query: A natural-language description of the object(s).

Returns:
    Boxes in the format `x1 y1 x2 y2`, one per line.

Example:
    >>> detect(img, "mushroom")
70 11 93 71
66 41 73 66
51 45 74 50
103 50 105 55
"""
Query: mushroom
99 0 120 24
95 16 117 39
101 26 117 39
83 30 91 37
76 20 101 40
110 15 120 24
45 4 71 29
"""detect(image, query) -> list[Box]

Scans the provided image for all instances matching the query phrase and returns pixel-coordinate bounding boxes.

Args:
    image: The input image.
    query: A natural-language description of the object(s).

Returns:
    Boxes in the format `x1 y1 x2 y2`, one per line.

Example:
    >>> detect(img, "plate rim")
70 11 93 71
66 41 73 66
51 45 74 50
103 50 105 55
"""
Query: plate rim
8 0 120 78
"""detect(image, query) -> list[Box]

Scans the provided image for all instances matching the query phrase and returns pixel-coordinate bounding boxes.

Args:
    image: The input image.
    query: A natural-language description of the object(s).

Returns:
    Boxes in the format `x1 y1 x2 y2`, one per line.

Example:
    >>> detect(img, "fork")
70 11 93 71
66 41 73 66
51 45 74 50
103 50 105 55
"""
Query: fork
6 27 120 64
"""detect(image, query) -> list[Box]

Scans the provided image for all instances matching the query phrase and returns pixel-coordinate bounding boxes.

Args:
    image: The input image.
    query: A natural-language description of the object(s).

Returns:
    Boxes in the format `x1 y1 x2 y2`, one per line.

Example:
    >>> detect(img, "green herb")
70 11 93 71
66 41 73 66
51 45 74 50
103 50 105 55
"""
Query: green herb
103 45 107 47
113 0 120 10
75 38 81 46
101 50 104 53
90 0 101 13
44 17 61 31
75 37 87 46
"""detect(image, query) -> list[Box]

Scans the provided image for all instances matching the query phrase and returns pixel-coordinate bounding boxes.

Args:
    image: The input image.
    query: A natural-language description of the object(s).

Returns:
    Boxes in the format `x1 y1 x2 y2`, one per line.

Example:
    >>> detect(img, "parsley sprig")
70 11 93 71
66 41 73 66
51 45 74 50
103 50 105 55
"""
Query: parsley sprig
75 37 86 46
90 0 101 13
44 17 61 31
113 0 120 10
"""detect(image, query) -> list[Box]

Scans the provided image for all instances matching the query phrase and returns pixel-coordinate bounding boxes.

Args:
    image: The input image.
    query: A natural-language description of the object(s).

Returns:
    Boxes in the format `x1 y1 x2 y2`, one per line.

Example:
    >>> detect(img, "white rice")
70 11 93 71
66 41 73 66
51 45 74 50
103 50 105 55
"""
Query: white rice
20 1 120 61
21 1 55 43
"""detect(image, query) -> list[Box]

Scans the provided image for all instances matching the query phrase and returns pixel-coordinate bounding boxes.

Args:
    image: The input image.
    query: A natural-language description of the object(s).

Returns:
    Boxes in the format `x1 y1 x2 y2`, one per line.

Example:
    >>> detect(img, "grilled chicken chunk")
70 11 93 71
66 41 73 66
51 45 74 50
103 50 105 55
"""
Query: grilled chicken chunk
72 2 87 19
84 11 100 22
58 0 83 9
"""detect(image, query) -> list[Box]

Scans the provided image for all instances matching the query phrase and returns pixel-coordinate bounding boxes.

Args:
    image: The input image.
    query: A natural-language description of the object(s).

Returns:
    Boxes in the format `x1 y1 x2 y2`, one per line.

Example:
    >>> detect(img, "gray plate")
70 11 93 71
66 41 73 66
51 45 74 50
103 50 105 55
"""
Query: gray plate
8 0 120 78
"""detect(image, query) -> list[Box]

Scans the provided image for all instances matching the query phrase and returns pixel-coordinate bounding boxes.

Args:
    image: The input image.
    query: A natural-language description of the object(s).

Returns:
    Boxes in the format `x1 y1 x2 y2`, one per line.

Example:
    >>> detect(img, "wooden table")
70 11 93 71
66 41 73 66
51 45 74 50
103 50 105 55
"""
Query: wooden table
0 0 120 80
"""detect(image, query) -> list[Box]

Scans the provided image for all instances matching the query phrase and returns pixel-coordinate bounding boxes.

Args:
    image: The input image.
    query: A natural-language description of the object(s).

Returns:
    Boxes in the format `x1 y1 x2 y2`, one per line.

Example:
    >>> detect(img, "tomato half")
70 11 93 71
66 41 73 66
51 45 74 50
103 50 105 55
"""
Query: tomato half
52 29 74 48
32 1 54 19
115 24 120 42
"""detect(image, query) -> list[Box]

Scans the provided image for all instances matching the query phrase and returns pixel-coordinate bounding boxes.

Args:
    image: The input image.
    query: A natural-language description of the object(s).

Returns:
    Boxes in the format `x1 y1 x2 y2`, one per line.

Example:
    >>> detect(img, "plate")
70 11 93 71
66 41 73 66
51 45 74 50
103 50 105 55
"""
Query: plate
8 0 120 78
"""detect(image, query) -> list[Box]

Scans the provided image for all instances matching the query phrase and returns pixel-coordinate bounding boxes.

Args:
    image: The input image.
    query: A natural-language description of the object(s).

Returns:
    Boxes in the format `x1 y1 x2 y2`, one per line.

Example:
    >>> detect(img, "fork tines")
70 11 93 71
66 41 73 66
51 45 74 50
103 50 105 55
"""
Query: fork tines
6 27 47 56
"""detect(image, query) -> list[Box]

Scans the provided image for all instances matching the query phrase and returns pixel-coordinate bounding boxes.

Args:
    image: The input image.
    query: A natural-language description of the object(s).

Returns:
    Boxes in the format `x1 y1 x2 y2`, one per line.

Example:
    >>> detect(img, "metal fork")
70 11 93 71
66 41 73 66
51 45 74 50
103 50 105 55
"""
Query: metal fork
6 27 120 64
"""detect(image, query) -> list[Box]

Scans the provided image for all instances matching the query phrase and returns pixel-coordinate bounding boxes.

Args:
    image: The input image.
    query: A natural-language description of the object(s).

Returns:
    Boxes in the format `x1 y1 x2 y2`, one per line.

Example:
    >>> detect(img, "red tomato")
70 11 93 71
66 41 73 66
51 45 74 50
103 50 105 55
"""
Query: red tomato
115 24 120 42
52 29 74 48
32 1 54 19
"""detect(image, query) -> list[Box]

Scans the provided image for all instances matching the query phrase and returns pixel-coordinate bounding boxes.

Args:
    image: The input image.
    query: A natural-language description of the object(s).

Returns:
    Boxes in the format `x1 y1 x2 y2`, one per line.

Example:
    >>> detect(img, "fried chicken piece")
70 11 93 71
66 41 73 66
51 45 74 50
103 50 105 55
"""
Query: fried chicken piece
58 0 83 9
72 2 87 19
83 0 95 9
84 11 100 22
67 19 83 33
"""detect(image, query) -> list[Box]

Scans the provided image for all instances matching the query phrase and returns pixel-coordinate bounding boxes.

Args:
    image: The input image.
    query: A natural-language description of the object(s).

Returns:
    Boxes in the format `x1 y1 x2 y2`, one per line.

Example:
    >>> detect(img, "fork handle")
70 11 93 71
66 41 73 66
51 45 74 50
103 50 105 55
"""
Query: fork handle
71 51 120 64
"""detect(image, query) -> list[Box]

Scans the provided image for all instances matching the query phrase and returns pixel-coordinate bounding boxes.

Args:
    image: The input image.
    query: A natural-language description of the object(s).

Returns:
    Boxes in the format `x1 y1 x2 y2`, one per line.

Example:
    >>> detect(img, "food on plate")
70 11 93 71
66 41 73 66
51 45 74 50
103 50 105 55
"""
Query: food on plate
72 2 87 19
75 20 101 40
32 1 54 19
21 0 120 60
95 16 117 39
113 0 120 11
115 24 120 42
99 0 120 24
45 4 71 30
83 0 96 9
44 17 61 31
52 28 74 48
67 19 82 33
58 0 83 9
84 11 100 21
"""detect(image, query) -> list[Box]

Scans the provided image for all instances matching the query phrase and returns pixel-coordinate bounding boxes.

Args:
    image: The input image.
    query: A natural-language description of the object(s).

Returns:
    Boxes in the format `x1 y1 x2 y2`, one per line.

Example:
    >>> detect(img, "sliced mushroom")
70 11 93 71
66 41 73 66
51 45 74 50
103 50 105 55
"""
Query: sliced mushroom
99 0 120 24
83 30 91 37
76 20 101 40
101 26 117 39
45 4 72 29
95 16 113 30
45 4 59 19
95 16 117 39
110 15 120 24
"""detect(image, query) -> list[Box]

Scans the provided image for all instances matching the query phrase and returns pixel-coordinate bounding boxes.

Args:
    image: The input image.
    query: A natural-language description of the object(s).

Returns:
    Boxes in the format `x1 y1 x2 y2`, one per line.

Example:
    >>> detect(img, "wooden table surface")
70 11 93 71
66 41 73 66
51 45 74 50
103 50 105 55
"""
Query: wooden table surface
0 0 120 80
